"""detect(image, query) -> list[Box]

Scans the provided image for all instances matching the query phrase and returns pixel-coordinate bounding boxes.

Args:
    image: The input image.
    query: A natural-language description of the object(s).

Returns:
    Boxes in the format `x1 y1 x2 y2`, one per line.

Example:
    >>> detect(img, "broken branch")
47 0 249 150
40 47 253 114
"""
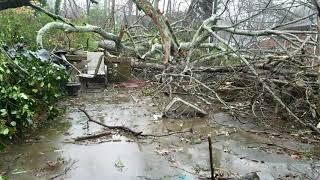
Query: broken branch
79 108 143 136
73 131 112 141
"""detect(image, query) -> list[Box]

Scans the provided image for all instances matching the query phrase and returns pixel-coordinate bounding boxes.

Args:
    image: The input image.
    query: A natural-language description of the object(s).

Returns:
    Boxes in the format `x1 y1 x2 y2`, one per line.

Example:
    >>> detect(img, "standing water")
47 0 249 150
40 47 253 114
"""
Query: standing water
1 89 319 179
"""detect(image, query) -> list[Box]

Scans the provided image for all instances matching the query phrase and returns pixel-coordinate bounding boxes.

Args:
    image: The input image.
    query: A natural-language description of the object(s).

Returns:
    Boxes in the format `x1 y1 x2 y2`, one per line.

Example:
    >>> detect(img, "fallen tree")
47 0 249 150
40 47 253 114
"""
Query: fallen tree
74 131 111 141
36 22 121 49
132 0 179 64
5 0 320 135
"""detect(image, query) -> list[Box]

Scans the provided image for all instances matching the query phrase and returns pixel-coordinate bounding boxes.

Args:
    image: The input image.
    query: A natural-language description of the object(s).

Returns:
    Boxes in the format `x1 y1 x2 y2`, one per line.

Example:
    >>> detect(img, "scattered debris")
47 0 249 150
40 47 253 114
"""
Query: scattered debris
155 147 184 156
114 159 125 172
155 149 170 156
2 90 319 179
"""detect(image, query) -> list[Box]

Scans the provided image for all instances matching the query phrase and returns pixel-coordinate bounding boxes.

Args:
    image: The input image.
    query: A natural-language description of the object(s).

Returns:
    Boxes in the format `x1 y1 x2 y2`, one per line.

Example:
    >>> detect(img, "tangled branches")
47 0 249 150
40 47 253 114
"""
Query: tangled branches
147 52 320 134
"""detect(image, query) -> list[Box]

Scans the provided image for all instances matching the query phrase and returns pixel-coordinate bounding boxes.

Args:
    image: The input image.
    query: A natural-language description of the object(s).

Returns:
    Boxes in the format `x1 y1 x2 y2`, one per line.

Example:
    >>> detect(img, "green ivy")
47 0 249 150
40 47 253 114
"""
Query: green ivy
0 51 68 145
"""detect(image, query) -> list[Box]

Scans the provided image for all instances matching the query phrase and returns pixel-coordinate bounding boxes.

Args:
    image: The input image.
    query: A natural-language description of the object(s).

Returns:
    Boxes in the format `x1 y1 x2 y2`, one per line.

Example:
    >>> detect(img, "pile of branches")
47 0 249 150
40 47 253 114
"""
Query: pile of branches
128 8 320 134
146 52 320 134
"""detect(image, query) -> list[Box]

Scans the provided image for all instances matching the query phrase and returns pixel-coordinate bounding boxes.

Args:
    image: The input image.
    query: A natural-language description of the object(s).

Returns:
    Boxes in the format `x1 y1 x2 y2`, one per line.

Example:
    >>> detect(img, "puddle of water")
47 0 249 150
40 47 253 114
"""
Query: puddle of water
61 142 148 179
1 89 320 179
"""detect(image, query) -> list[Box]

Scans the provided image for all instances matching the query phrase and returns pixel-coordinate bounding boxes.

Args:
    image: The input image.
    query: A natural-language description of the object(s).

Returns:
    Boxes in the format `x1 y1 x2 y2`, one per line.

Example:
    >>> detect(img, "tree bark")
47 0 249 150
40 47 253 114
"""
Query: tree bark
103 0 108 16
162 0 166 14
54 0 61 15
186 0 214 21
166 0 171 16
153 0 160 9
110 0 115 32
36 22 121 49
132 0 179 65
128 0 133 16
212 0 218 15
86 0 90 16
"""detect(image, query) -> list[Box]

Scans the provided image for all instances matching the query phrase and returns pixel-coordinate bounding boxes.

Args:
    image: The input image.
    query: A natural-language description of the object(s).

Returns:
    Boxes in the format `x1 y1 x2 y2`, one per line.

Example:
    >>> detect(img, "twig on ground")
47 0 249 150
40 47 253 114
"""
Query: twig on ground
79 108 143 136
78 108 191 137
73 132 112 141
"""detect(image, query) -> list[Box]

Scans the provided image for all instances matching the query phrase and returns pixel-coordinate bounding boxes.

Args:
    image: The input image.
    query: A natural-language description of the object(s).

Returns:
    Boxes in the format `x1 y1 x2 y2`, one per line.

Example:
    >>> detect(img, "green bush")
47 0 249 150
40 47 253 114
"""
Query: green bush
0 50 68 145
0 8 52 50
0 8 100 51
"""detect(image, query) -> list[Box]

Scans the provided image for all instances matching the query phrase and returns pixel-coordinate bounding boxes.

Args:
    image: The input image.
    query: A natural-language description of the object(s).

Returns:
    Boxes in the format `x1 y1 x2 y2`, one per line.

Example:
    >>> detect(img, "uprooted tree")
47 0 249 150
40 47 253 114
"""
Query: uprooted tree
2 0 320 134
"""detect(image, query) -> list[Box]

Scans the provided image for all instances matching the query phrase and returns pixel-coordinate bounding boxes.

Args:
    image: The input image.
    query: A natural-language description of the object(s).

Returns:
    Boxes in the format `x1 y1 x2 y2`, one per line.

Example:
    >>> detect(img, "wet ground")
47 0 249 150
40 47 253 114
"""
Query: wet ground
1 88 320 180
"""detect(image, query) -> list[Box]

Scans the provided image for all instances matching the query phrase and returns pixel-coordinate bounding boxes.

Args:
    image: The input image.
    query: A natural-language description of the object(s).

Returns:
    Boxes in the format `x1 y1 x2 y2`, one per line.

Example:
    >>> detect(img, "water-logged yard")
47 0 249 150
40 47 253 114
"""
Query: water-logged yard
1 89 320 180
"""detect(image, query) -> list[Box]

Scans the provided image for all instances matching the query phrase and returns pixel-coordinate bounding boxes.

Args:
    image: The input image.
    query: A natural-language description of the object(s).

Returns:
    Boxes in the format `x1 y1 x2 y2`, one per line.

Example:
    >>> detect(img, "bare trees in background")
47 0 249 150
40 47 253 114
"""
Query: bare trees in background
186 0 213 21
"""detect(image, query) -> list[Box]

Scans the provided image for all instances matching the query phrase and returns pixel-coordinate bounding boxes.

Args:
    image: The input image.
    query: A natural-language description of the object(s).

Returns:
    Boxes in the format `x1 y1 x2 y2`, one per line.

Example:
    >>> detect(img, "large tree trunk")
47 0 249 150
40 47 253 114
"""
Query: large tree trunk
166 0 171 16
128 0 133 16
36 22 121 49
103 0 108 16
313 0 320 82
86 0 90 16
186 0 214 22
68 0 79 18
162 0 166 14
54 0 61 15
153 0 160 9
111 0 115 32
132 0 179 64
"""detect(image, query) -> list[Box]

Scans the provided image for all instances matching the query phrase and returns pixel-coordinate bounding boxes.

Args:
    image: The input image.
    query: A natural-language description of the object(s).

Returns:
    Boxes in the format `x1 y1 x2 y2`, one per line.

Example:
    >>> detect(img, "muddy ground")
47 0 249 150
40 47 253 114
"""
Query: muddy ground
1 87 320 180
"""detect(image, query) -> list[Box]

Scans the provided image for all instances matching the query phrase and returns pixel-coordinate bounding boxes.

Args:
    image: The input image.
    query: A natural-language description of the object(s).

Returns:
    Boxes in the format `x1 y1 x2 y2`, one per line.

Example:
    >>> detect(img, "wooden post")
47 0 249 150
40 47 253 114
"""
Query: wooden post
208 135 214 180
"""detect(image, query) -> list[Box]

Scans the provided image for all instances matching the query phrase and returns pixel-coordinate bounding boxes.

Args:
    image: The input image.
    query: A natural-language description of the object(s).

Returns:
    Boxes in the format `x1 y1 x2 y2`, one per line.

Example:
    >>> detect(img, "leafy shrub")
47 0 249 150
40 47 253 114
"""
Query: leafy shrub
0 48 68 145
0 8 99 51
0 8 52 50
